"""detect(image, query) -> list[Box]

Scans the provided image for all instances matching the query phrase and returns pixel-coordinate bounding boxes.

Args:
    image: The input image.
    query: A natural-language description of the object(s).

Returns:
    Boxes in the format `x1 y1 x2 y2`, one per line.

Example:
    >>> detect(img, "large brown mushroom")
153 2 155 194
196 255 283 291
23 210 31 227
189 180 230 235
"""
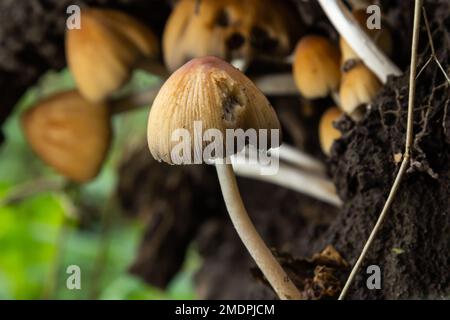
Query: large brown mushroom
147 56 301 300
292 35 341 100
162 0 298 72
21 90 112 183
66 8 163 103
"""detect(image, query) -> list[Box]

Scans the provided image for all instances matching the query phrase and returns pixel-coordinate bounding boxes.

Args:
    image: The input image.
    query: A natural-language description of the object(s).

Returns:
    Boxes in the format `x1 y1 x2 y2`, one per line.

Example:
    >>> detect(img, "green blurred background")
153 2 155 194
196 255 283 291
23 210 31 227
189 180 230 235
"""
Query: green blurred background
0 69 199 300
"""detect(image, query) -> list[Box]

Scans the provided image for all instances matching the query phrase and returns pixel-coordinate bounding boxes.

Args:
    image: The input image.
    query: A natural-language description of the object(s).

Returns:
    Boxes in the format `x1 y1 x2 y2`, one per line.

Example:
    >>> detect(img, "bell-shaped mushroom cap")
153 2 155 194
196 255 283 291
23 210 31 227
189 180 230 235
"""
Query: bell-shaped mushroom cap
147 56 281 164
319 106 342 155
339 62 382 115
21 91 112 183
293 35 341 99
162 0 296 72
66 8 159 103
340 9 393 63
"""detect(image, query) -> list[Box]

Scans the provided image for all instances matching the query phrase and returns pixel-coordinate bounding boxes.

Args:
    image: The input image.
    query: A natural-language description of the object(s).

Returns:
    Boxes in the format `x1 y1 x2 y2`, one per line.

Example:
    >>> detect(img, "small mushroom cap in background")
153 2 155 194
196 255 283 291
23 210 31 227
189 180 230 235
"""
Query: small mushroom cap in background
66 8 159 103
339 62 382 115
162 0 297 72
21 91 112 183
147 56 281 164
319 106 343 156
339 9 393 63
293 35 341 99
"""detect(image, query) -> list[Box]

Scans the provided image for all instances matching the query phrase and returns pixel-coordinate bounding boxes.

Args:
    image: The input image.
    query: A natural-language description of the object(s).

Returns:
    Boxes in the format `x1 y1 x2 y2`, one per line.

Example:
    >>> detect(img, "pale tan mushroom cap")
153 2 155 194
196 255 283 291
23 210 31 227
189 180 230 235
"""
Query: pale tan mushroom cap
66 8 159 103
147 56 281 164
339 62 382 115
319 106 343 155
293 36 341 99
21 90 112 182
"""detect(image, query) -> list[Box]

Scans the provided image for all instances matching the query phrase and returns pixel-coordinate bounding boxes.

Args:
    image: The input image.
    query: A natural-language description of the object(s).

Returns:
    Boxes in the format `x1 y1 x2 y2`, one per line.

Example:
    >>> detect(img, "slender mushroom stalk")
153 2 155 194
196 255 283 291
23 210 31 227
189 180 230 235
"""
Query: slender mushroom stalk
272 144 326 174
317 0 401 83
339 9 393 65
216 160 302 299
231 154 341 207
147 56 302 300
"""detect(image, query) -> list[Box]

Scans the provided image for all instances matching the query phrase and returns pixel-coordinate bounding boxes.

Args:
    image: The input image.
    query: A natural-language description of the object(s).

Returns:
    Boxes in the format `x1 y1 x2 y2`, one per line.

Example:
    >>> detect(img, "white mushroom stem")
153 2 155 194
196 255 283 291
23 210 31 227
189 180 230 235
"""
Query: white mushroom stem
270 144 327 175
317 0 402 83
347 0 371 10
250 73 298 96
231 156 342 207
215 161 302 300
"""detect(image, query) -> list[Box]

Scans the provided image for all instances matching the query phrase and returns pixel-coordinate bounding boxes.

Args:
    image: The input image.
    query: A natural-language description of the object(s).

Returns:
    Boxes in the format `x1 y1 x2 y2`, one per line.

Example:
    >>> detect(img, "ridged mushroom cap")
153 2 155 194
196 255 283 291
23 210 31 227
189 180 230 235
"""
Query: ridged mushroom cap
293 35 341 99
339 62 382 115
66 8 159 103
319 106 343 155
147 56 281 164
21 90 112 182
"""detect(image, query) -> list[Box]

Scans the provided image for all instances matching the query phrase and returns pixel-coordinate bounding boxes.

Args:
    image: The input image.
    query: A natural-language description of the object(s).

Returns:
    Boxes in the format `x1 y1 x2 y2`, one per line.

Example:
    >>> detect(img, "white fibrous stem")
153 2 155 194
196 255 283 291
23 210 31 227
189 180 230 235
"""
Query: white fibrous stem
251 73 298 96
317 0 402 83
270 144 326 175
231 154 342 207
215 162 303 300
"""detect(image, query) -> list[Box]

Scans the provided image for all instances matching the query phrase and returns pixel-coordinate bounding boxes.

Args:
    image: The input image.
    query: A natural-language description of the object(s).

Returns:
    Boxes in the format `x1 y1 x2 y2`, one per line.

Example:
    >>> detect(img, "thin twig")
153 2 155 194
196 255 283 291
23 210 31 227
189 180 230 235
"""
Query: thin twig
422 8 450 85
338 0 423 300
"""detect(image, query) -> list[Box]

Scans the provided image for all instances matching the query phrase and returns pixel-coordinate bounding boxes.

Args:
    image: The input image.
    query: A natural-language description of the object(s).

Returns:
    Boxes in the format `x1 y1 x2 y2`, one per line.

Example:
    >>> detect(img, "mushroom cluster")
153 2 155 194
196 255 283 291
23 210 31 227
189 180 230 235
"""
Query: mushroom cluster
292 8 393 156
23 8 164 183
17 0 398 300
163 0 299 71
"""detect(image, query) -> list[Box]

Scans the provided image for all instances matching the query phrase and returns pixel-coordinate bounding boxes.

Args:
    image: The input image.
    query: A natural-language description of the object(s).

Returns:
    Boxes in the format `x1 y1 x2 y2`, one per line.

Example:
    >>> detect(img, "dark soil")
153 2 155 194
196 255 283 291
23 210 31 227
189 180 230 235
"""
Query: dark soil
325 1 450 298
